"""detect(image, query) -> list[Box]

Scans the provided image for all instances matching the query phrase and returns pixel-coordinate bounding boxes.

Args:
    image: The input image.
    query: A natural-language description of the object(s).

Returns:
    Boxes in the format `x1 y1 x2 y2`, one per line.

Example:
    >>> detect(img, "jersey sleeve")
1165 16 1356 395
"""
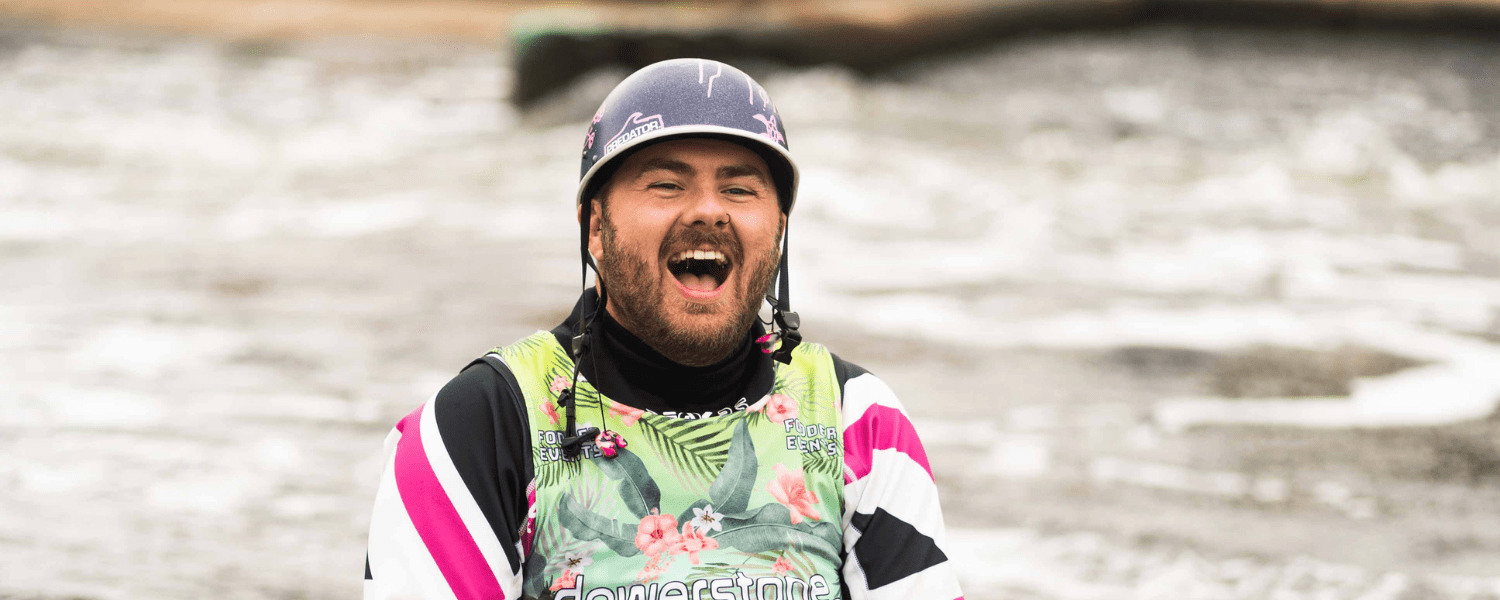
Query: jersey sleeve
364 363 533 600
835 357 965 600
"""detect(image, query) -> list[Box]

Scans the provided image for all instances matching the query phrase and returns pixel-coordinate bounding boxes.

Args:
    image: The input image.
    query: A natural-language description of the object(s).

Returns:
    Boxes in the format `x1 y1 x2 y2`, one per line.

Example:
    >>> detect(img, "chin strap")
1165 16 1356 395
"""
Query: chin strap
563 215 605 459
766 219 801 364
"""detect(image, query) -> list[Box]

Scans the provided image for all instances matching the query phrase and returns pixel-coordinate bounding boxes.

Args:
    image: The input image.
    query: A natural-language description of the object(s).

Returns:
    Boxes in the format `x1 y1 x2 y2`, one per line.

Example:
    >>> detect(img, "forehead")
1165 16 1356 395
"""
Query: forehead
615 138 769 176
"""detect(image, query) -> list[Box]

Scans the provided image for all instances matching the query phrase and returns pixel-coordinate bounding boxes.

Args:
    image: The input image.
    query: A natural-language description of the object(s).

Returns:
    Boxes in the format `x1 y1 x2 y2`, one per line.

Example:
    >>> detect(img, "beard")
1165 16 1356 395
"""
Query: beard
596 209 780 367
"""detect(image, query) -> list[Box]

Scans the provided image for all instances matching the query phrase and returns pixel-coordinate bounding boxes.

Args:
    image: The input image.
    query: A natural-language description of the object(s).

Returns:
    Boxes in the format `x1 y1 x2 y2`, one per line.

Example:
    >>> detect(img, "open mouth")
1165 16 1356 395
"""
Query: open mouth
667 249 732 294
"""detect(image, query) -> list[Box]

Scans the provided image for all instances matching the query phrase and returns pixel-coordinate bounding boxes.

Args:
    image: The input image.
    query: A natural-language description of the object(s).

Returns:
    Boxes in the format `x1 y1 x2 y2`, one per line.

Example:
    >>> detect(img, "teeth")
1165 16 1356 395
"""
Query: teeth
675 250 727 263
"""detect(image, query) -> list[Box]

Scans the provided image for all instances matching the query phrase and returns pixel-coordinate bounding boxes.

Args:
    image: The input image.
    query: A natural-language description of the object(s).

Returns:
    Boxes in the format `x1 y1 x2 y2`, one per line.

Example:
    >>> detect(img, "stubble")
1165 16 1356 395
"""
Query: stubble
596 205 780 367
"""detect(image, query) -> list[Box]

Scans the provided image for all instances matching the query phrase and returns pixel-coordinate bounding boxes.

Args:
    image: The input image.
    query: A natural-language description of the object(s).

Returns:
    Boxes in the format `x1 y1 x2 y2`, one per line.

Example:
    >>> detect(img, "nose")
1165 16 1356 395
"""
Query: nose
681 185 730 229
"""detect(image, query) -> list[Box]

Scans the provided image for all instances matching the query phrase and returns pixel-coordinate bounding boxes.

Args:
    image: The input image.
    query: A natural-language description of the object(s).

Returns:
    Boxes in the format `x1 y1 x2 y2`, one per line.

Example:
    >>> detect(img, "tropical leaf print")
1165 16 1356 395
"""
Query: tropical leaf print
801 445 842 480
541 538 602 578
556 492 641 558
685 563 738 580
687 549 818 581
533 444 581 488
522 551 547 597
709 503 842 558
572 468 626 518
633 415 732 485
782 546 818 580
707 420 758 515
772 372 812 403
684 551 783 580
493 333 552 366
592 445 661 519
525 510 576 597
711 522 841 558
545 342 574 374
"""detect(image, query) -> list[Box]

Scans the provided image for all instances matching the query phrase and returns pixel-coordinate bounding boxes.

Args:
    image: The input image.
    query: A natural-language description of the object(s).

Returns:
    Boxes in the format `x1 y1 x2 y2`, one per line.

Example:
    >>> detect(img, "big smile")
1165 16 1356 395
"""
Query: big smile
667 249 732 300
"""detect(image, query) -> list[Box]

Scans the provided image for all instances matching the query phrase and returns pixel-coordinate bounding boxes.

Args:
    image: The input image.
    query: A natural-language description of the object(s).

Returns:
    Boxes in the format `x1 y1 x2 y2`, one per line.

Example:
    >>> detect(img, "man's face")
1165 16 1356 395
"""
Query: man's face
587 138 784 367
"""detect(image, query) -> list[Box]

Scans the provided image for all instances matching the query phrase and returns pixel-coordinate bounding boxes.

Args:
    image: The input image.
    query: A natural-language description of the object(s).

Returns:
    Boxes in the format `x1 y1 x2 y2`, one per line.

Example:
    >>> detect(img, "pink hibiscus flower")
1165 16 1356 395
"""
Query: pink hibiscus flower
609 401 645 426
772 556 793 575
549 375 570 393
671 521 719 565
549 569 576 592
633 510 681 557
541 400 560 426
761 393 798 424
767 464 821 524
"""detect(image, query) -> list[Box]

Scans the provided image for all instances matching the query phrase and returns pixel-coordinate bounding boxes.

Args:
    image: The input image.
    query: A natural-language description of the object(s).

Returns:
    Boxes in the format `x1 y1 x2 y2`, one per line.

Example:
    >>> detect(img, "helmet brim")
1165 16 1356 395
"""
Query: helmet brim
575 125 799 217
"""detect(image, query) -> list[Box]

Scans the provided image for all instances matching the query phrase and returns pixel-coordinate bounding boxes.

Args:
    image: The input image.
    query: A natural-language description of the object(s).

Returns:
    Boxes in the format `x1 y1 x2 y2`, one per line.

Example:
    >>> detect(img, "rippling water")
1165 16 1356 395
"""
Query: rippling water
3 19 1500 600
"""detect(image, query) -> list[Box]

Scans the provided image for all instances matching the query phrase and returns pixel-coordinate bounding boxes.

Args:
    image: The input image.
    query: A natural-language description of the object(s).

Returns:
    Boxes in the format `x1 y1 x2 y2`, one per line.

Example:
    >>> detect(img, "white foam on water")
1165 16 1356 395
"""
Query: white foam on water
986 435 1054 479
17 462 108 495
24 387 167 428
268 493 346 519
144 474 262 516
948 528 1127 599
194 393 362 424
1092 456 1251 497
911 418 1001 448
71 323 249 379
251 438 305 472
304 197 430 237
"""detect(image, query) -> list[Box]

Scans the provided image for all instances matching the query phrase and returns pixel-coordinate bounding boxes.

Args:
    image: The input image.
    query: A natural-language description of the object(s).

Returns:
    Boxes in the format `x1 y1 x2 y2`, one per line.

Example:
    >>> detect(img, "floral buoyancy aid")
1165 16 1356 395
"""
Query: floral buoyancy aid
494 331 845 600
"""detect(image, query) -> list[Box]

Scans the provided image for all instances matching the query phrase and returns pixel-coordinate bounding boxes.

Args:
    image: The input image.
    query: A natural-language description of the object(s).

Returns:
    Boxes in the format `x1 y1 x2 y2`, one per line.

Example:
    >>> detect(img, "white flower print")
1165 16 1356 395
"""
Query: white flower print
559 550 593 571
690 504 725 534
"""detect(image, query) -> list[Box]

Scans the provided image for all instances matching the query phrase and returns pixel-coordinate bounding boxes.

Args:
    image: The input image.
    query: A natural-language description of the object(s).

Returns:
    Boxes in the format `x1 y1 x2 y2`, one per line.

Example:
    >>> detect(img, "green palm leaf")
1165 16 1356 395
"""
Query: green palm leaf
533 446 580 487
773 373 812 399
633 417 728 484
711 503 842 558
708 420 758 514
593 446 661 519
801 447 842 480
522 552 547 597
495 333 553 365
556 492 641 558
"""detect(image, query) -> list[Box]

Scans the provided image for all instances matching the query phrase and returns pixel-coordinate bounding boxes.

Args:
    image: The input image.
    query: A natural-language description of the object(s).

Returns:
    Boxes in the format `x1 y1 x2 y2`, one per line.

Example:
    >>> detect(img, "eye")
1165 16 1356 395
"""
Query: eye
649 181 684 192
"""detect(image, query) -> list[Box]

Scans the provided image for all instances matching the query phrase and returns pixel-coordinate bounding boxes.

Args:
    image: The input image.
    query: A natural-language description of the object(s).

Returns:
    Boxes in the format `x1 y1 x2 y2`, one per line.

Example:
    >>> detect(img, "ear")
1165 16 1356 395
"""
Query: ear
586 199 605 265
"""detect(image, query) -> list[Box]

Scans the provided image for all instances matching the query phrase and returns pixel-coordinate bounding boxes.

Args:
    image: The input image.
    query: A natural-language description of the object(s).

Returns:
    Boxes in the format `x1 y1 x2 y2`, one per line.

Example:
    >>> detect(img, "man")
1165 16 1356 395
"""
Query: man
364 58 963 600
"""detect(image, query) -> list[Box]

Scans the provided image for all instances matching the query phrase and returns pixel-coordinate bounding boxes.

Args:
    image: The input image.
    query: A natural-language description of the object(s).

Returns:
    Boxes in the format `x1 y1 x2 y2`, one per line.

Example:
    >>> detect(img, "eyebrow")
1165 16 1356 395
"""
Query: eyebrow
637 157 693 176
635 158 770 186
716 164 770 185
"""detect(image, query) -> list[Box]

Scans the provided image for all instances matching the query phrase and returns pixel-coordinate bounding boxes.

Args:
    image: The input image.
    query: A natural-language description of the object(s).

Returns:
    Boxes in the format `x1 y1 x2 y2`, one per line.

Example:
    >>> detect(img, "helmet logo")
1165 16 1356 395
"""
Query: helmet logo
698 59 724 98
584 109 605 153
752 113 786 146
604 112 665 155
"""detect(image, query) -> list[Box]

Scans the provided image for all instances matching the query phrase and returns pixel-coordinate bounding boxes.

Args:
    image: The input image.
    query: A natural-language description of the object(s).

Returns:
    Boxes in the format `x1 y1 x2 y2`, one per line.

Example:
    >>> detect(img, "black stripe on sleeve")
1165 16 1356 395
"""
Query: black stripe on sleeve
830 352 870 399
848 508 948 589
364 552 372 580
431 359 533 574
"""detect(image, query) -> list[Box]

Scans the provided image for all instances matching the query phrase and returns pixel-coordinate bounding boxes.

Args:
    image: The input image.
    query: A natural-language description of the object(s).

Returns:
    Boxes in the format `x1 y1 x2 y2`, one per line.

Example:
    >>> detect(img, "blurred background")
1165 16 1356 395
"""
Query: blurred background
2 0 1500 598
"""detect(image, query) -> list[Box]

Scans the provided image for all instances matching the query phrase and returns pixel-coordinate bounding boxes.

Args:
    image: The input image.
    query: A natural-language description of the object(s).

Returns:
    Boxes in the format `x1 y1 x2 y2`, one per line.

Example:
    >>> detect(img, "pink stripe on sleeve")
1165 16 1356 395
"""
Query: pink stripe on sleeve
842 404 934 484
394 404 505 600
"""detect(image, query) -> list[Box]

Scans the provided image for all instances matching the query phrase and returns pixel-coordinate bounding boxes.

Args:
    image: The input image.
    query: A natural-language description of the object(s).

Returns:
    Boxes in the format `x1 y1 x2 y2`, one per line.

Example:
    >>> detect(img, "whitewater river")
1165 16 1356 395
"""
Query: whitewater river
2 19 1500 600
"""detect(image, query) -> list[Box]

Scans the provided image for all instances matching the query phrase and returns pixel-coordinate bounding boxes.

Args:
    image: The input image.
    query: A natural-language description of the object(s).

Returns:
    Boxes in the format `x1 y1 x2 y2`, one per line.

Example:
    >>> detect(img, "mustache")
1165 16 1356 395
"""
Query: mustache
659 227 742 264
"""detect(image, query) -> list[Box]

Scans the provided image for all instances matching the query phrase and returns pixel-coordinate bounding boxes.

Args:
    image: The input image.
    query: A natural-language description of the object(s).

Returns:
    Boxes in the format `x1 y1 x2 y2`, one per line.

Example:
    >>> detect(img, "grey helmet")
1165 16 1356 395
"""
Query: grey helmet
576 58 798 216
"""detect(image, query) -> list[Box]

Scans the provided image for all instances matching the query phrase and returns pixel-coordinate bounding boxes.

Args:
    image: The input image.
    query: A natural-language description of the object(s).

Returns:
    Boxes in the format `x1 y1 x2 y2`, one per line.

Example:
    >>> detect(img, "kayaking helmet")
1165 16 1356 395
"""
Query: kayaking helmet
576 58 798 216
